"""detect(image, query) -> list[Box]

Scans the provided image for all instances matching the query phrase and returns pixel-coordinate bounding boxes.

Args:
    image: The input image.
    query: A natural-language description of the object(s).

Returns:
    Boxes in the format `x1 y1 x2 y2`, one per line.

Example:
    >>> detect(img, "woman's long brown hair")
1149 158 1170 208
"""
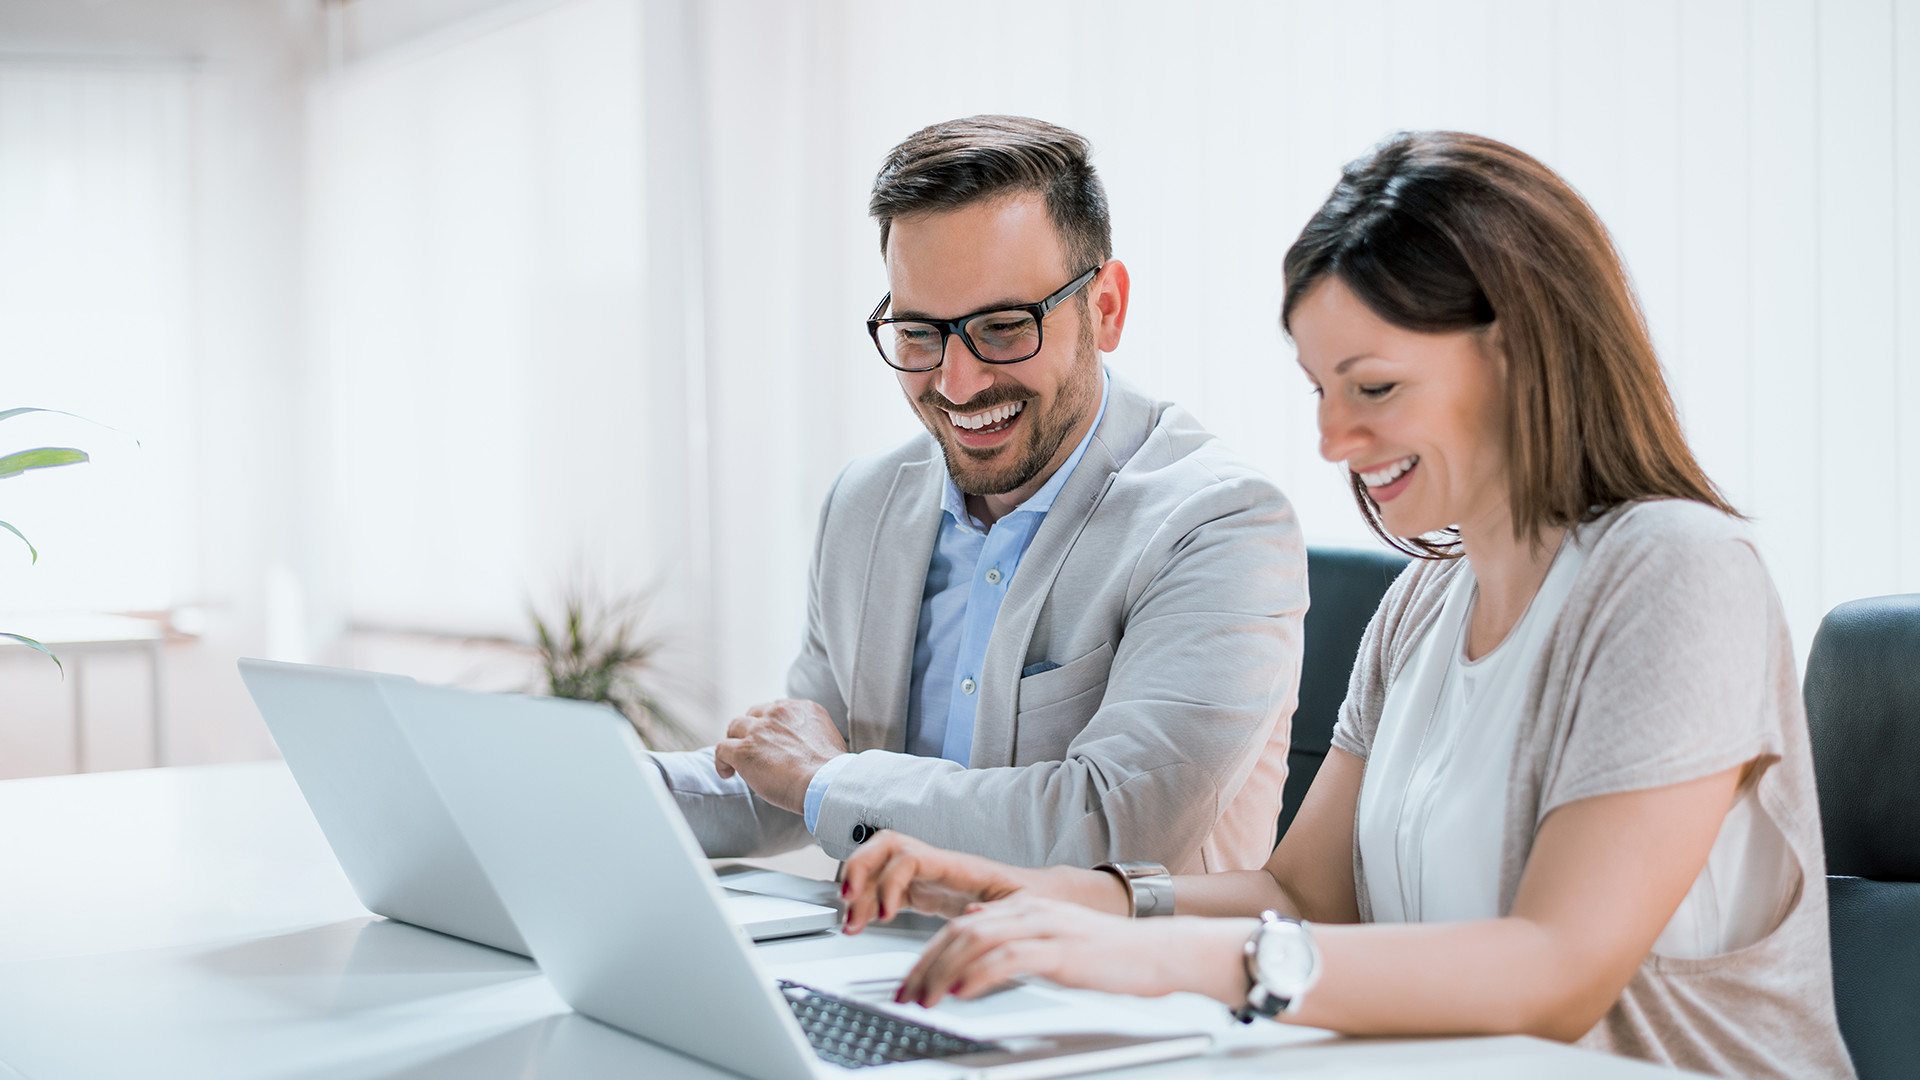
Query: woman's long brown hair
1281 131 1736 559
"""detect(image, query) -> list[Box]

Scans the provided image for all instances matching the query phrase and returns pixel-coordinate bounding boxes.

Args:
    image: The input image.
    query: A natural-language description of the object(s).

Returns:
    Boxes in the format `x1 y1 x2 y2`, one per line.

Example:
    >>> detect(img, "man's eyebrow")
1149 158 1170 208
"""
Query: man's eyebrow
891 297 1033 321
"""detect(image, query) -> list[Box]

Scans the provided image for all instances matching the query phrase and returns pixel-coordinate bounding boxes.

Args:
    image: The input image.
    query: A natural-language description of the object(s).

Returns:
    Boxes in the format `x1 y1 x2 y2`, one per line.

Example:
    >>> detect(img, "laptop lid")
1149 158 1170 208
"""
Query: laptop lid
384 676 823 1080
237 659 531 956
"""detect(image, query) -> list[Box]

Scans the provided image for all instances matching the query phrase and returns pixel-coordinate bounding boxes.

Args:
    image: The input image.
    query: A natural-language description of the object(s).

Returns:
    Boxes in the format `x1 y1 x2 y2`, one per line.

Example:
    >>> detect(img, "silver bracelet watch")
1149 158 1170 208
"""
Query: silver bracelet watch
1234 910 1321 1023
1091 861 1175 918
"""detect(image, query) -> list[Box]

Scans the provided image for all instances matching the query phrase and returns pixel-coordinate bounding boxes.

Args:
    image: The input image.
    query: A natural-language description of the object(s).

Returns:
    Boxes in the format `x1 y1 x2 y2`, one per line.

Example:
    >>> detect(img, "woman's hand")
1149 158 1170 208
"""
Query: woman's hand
895 895 1255 1008
838 831 1040 933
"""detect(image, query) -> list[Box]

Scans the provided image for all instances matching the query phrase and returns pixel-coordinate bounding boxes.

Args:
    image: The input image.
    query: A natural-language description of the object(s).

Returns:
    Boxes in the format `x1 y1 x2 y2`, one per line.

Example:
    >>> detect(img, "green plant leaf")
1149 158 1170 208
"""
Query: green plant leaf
0 407 140 447
0 519 37 562
0 632 63 674
0 447 88 479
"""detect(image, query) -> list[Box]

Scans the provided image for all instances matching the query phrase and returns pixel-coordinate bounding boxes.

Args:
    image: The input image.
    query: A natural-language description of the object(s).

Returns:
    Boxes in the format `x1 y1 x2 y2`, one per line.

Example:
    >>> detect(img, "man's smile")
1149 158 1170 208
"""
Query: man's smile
933 397 1030 454
945 399 1024 431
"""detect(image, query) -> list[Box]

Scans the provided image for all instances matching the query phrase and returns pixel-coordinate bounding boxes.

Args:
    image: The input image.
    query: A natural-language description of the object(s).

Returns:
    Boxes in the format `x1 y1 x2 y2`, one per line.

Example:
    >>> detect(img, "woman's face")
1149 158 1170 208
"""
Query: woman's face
1291 277 1510 541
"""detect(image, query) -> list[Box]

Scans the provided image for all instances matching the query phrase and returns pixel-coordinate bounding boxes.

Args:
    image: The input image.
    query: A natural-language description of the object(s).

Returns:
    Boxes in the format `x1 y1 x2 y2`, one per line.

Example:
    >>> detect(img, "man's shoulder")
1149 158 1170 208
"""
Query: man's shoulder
1105 397 1290 518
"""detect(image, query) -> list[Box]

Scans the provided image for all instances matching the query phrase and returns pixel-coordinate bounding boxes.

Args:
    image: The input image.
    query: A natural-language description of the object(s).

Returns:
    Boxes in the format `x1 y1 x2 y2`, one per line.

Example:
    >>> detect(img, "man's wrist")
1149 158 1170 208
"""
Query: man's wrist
802 752 857 833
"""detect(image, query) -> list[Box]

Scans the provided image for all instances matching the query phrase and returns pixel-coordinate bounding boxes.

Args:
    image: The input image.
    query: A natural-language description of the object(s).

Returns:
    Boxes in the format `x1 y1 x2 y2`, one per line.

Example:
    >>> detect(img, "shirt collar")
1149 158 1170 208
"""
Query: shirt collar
941 367 1112 531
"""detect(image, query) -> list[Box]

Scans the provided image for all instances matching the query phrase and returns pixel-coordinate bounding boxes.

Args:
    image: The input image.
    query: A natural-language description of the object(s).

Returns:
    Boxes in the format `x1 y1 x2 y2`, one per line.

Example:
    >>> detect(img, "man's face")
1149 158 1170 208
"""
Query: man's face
883 194 1104 500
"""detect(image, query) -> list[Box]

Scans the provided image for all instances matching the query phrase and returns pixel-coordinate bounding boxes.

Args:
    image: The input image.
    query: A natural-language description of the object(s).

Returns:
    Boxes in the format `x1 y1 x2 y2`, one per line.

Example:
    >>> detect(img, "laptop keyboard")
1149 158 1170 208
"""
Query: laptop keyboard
778 980 999 1069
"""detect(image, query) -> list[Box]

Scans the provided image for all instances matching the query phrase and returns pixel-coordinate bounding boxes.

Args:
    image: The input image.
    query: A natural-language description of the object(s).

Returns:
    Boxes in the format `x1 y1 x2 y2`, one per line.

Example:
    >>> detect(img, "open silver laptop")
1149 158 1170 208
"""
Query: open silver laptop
238 659 839 952
384 675 1213 1080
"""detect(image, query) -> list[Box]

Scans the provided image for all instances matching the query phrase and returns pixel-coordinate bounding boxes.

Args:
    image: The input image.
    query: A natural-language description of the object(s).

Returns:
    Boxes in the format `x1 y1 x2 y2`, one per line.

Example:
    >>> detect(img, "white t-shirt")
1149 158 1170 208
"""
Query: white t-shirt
1356 531 1798 958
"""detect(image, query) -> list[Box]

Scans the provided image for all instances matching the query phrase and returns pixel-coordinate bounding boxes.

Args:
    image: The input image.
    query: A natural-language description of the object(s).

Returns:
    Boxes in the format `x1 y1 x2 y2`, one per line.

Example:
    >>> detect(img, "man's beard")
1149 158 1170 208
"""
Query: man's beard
917 311 1100 498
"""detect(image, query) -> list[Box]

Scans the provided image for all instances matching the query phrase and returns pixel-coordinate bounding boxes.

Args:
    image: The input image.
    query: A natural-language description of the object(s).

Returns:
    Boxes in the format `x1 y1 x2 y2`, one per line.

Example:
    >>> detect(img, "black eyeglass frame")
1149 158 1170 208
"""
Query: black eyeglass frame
866 263 1103 373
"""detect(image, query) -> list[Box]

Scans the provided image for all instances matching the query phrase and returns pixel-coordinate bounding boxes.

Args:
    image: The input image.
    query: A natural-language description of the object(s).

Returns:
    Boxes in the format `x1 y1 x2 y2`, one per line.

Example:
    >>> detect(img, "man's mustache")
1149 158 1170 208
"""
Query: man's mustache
917 386 1036 413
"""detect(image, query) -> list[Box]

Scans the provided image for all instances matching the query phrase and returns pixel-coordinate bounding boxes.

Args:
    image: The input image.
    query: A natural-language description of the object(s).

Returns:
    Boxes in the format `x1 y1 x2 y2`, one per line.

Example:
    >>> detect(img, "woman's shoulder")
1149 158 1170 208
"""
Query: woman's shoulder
1579 498 1765 594
1586 497 1750 550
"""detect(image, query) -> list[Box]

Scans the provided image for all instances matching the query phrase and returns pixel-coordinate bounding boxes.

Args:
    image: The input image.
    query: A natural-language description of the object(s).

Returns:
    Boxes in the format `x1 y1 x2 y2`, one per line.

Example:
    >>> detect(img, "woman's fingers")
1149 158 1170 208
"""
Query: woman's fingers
840 831 910 933
898 898 1074 1006
904 877 980 919
947 939 1054 1002
873 851 925 924
842 831 1025 932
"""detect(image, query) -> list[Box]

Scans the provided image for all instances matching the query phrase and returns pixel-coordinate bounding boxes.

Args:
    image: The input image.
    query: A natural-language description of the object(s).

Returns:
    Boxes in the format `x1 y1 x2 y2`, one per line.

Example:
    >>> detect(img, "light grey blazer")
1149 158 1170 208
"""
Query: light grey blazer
659 374 1306 872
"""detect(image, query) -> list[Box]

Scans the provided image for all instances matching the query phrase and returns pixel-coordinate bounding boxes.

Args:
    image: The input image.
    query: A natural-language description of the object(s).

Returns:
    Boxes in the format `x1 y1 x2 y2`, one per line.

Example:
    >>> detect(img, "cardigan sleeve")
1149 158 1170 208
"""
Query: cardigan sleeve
1536 507 1781 816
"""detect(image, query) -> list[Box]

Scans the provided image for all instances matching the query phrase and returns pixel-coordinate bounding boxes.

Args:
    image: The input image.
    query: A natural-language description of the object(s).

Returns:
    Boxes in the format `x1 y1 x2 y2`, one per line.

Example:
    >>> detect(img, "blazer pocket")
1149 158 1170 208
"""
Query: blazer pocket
1016 641 1115 713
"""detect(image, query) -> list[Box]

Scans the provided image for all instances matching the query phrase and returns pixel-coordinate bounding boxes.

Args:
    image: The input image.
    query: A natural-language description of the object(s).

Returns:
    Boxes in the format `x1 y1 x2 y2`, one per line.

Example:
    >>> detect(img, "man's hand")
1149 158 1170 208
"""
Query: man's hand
712 698 848 815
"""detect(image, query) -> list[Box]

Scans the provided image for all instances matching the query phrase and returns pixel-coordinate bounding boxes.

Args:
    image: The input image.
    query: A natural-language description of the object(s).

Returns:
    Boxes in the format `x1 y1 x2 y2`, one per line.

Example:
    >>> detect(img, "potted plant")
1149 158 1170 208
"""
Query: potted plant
528 578 699 751
2 408 91 668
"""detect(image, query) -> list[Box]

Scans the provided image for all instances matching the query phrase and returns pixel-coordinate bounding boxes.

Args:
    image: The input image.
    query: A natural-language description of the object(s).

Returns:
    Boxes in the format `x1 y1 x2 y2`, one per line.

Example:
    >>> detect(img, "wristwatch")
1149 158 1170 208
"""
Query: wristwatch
1091 861 1175 918
1234 910 1320 1023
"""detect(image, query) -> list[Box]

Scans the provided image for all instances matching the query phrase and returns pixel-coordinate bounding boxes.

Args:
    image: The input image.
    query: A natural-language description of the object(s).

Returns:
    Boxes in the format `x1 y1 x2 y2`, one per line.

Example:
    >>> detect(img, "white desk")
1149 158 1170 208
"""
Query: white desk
0 763 1675 1079
0 611 169 770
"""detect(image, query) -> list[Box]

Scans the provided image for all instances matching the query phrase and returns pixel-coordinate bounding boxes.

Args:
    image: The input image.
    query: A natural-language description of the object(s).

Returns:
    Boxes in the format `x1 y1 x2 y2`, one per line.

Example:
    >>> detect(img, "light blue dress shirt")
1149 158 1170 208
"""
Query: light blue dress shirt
803 370 1111 833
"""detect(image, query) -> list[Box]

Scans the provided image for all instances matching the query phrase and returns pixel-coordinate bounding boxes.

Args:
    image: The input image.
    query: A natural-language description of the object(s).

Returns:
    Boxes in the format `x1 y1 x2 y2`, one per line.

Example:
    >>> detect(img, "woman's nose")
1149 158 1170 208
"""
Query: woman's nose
1317 395 1363 464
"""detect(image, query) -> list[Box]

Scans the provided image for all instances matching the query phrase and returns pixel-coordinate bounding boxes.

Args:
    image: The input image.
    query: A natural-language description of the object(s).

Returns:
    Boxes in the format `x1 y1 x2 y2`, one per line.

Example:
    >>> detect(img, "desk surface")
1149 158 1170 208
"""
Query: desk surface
0 763 1675 1080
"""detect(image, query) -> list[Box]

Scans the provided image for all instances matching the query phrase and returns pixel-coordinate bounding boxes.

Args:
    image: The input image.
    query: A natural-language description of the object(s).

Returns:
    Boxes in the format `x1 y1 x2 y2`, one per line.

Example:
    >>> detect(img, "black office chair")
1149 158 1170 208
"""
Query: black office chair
1277 546 1411 844
1803 593 1920 1080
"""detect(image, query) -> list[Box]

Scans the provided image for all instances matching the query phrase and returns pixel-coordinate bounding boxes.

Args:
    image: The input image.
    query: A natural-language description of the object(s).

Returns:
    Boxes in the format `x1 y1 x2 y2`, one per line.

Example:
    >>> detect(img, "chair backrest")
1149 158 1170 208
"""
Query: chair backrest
1277 546 1410 844
1803 593 1920 1080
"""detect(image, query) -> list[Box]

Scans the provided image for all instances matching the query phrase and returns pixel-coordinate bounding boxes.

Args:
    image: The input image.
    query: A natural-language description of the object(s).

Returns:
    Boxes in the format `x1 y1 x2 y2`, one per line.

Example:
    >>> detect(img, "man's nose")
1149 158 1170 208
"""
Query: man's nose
933 334 995 405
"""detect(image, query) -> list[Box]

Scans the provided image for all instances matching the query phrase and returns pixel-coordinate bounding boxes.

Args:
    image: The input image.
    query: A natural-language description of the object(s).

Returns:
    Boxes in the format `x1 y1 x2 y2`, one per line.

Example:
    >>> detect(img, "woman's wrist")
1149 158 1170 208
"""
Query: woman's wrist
1152 917 1263 1006
1034 864 1134 915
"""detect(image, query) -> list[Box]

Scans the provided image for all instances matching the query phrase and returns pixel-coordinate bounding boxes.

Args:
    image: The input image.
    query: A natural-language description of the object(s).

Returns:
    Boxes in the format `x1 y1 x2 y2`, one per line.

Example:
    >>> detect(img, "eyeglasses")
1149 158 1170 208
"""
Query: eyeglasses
867 264 1102 373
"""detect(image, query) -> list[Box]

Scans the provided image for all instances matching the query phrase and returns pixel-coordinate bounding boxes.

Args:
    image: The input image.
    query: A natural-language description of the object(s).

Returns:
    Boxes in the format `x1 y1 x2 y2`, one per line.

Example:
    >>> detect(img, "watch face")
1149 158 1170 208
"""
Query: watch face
1255 923 1314 991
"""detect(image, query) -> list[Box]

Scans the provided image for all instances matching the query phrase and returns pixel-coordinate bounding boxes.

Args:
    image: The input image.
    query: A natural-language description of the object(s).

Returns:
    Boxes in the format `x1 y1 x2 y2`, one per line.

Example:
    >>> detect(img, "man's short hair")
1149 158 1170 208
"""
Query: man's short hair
869 115 1112 276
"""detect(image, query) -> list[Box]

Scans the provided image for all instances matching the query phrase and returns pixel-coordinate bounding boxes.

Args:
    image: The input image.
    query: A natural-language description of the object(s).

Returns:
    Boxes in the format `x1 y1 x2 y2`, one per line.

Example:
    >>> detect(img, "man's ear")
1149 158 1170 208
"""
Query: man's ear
1091 260 1131 353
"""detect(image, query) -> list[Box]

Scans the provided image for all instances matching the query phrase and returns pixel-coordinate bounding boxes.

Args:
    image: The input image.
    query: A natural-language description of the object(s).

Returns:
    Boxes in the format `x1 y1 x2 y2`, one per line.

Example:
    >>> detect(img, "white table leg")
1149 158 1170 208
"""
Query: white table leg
70 655 86 774
150 639 166 767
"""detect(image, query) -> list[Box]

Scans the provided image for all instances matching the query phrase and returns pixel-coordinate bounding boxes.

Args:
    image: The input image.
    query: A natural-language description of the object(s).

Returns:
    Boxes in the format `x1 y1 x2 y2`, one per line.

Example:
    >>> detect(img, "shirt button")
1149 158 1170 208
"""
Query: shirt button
851 823 874 844
961 678 977 695
984 567 1003 585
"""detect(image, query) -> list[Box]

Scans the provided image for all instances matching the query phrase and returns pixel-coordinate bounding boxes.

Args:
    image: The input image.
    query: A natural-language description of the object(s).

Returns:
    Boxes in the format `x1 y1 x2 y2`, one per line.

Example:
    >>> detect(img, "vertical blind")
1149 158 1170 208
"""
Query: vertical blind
0 62 195 616
315 0 1919 722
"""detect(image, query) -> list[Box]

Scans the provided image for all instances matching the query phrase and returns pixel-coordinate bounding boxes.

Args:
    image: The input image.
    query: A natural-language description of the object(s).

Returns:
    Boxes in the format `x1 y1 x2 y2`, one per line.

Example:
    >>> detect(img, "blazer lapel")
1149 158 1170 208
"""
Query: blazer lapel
848 452 944 754
968 379 1155 768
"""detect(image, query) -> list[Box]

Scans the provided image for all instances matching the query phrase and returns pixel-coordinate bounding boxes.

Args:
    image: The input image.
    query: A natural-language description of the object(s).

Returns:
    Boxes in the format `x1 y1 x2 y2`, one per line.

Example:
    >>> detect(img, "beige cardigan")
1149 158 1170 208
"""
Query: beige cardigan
1331 500 1854 1079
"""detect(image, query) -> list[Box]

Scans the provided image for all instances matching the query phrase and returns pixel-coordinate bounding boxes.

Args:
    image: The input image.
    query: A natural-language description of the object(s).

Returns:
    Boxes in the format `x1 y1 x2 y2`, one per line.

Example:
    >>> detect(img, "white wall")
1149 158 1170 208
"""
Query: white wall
5 0 1913 773
312 0 1920 731
0 0 314 774
687 0 1920 712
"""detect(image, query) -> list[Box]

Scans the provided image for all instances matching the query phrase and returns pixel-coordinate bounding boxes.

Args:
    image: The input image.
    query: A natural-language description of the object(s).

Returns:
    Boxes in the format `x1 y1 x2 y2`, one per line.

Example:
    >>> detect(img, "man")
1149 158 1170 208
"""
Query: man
652 115 1305 873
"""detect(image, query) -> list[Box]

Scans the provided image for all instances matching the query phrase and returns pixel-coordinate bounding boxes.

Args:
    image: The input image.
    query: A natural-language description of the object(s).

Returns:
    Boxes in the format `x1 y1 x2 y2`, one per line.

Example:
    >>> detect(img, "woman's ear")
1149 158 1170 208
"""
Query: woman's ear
1475 320 1507 381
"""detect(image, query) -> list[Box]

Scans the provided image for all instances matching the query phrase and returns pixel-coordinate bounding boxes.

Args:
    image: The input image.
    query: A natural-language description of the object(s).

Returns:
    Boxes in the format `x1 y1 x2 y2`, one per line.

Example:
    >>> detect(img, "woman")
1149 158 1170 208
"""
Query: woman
835 132 1854 1080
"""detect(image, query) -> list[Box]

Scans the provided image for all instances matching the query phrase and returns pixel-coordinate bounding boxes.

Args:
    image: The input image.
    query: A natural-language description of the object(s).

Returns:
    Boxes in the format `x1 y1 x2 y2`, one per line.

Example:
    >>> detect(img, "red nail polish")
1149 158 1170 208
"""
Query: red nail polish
840 880 850 896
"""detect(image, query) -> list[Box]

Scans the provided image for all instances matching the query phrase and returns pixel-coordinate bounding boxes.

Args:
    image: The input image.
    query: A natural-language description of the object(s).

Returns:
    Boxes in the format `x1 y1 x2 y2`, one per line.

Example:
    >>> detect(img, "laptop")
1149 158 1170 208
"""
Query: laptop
238 659 840 951
384 675 1214 1080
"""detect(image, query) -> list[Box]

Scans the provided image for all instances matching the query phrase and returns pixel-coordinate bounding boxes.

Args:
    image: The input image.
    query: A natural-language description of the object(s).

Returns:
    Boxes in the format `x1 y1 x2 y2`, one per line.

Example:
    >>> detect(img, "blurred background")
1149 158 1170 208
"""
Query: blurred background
1 0 1915 779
